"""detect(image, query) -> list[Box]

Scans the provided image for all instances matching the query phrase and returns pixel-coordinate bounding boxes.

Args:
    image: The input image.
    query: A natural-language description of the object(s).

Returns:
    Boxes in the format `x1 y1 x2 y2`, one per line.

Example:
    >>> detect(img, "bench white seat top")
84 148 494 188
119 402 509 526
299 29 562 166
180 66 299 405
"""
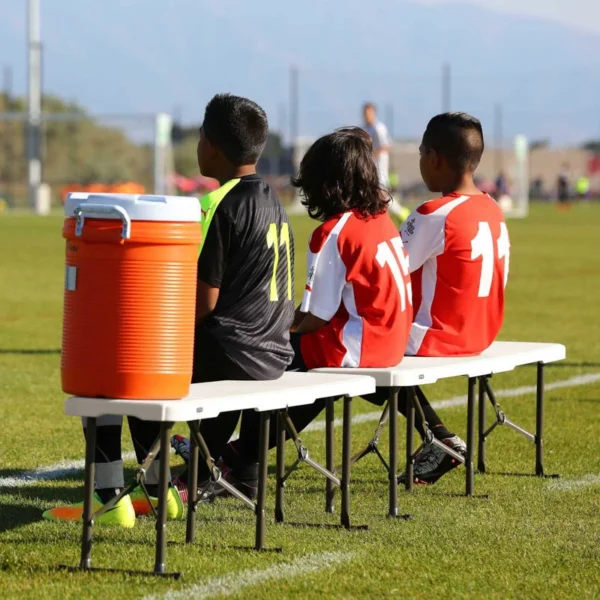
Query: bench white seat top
64 372 376 422
314 341 566 387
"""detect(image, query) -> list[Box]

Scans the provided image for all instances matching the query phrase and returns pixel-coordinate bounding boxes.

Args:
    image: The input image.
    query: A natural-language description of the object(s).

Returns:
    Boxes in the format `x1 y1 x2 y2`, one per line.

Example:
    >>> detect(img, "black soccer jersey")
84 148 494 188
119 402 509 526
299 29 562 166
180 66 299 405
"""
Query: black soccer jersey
197 174 295 380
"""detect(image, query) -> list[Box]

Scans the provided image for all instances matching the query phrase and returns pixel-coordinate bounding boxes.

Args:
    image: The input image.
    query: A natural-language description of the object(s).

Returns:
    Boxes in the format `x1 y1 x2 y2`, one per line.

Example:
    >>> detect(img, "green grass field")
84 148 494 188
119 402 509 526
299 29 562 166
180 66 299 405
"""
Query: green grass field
1 204 599 599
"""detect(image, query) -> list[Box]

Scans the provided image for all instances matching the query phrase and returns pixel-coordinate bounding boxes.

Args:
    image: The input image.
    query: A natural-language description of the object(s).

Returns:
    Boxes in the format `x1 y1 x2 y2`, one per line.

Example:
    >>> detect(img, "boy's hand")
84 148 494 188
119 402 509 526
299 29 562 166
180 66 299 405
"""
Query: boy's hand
291 305 306 332
295 312 328 335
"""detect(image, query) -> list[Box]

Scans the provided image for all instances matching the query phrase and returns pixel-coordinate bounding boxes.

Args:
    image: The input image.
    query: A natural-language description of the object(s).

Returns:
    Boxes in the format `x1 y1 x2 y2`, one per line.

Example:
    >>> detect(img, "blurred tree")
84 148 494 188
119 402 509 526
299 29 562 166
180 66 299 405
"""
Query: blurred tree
0 93 152 202
582 140 600 153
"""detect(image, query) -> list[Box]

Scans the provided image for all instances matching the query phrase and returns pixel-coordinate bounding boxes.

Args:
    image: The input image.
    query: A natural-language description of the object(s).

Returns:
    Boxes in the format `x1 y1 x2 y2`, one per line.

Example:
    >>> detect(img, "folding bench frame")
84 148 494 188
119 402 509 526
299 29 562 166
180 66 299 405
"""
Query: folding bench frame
345 386 466 513
477 362 558 479
349 362 557 508
68 394 367 577
274 396 369 530
68 411 273 578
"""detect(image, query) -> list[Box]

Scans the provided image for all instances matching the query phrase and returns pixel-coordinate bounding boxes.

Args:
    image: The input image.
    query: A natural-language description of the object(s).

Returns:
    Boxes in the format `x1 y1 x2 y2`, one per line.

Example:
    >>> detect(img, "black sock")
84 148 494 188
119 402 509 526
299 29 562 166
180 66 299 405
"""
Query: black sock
415 387 454 440
96 487 122 504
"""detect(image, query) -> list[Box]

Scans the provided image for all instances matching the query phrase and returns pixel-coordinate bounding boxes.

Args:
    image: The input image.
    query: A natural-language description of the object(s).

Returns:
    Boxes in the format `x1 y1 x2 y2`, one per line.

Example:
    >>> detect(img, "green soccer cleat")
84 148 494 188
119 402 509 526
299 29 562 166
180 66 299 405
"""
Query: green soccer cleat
42 493 136 528
130 484 185 520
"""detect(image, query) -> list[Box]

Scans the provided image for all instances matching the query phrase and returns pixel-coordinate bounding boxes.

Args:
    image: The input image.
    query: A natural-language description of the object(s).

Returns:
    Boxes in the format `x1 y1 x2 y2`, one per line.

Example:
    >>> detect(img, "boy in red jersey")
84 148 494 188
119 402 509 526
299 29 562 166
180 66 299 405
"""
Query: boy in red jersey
396 112 510 484
174 127 413 497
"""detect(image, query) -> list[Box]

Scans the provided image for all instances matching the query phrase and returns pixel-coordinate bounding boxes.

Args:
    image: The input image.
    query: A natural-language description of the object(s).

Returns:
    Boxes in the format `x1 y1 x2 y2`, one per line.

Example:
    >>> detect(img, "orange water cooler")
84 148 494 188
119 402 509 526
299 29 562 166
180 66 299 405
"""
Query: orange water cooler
62 192 201 400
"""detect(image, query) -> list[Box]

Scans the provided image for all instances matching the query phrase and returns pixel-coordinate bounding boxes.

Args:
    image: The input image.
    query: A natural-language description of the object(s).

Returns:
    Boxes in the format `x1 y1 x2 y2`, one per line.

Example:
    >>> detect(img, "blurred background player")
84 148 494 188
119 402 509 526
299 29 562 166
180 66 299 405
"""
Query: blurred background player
557 163 571 210
362 102 410 223
395 112 510 484
576 174 590 200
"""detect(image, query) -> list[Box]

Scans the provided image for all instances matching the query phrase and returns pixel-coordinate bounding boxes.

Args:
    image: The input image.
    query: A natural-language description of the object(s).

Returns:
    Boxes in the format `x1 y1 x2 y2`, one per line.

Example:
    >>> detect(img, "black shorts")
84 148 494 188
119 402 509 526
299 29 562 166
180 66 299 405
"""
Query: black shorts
288 332 308 372
192 328 253 383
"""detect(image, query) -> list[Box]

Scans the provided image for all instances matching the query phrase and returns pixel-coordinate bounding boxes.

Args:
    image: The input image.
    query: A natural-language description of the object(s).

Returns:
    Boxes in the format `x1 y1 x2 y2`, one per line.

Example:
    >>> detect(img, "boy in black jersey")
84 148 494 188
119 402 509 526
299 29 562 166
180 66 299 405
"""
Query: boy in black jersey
180 94 294 497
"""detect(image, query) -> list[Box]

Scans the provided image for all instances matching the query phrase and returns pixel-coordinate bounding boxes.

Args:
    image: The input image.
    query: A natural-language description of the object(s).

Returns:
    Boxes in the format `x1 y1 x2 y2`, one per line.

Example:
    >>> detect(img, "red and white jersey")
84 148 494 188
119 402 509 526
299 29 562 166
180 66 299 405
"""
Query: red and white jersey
300 209 412 370
400 193 509 357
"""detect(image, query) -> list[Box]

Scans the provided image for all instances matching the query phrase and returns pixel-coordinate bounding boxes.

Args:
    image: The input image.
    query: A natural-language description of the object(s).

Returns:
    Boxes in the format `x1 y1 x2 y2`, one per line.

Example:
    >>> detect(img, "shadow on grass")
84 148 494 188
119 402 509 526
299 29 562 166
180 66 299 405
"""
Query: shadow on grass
0 484 81 506
0 504 44 532
0 349 61 355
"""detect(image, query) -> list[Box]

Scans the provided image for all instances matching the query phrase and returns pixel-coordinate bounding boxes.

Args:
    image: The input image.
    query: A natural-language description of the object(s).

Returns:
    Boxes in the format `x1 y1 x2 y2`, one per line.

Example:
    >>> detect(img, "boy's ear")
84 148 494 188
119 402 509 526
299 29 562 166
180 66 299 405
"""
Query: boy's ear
431 149 444 170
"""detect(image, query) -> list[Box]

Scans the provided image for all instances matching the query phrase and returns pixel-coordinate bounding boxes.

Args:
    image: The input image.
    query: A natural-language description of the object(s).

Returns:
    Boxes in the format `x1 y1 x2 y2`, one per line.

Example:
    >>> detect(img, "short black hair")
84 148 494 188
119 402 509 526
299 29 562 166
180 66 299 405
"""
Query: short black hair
292 127 389 221
423 112 484 173
202 93 268 166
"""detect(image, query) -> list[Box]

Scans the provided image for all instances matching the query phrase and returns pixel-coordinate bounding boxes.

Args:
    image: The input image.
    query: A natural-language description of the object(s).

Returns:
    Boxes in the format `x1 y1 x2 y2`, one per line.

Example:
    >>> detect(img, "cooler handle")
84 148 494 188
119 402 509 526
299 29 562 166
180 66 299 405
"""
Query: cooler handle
74 203 132 239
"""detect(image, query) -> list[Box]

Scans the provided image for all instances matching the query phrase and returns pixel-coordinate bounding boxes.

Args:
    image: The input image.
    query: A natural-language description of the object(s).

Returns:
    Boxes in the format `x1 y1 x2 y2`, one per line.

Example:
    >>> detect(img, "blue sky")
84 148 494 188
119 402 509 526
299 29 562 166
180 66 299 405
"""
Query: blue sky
2 0 599 144
418 0 600 34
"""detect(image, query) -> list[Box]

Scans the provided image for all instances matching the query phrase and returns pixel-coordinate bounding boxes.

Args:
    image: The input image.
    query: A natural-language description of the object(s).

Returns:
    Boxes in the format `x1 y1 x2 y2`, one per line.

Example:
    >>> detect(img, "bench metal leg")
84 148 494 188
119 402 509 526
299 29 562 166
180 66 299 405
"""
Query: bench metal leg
466 377 476 497
341 396 352 529
388 388 398 516
343 401 390 472
275 411 286 523
478 378 486 474
186 420 199 544
154 422 173 575
255 411 270 550
325 398 335 514
536 362 545 476
478 373 557 479
405 387 416 492
80 417 96 570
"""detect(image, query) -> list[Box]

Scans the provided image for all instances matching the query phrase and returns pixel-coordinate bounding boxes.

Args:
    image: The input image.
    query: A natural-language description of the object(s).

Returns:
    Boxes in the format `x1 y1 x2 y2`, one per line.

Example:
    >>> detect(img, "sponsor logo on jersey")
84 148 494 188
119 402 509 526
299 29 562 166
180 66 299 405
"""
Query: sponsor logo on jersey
405 218 416 236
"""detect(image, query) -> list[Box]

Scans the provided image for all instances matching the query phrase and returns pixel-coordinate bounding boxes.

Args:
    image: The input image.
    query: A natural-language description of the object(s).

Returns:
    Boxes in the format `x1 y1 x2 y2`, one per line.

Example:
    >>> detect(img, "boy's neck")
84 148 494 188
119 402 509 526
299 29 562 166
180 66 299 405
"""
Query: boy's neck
216 165 257 186
441 172 481 197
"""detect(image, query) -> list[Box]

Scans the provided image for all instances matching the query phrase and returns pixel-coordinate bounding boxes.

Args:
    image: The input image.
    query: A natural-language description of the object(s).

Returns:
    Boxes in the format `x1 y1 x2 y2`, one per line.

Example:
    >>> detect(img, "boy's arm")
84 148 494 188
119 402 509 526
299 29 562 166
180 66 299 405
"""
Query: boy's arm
196 281 220 324
195 206 233 324
290 305 306 331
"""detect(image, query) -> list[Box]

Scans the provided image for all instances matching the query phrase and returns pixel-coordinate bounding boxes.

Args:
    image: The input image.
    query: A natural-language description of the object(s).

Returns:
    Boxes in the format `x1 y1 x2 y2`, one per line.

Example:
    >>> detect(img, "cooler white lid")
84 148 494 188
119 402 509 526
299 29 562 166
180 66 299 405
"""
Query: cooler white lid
65 192 201 222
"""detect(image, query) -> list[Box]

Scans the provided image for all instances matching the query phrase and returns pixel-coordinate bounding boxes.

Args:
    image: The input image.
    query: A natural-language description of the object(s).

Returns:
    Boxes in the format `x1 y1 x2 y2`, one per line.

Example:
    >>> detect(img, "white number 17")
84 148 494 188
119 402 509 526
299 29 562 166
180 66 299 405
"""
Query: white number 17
471 222 510 298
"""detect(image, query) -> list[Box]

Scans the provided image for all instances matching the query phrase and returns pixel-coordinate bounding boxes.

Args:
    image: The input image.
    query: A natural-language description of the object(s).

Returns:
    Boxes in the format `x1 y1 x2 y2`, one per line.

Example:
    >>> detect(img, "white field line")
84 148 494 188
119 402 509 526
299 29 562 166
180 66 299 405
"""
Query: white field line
302 372 600 433
144 550 355 600
1 372 599 489
547 474 600 492
0 451 136 488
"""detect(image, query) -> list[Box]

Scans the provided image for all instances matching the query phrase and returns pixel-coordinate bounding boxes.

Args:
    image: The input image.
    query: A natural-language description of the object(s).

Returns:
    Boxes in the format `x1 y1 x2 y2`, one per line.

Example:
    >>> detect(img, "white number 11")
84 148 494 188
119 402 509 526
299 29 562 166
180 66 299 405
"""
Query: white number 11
471 222 510 298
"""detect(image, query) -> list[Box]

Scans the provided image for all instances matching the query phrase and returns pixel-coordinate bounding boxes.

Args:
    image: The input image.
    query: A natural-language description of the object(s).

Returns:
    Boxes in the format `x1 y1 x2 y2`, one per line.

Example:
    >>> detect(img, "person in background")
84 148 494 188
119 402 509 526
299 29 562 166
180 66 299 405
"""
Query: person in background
363 103 410 222
557 163 570 210
495 171 507 197
576 175 590 200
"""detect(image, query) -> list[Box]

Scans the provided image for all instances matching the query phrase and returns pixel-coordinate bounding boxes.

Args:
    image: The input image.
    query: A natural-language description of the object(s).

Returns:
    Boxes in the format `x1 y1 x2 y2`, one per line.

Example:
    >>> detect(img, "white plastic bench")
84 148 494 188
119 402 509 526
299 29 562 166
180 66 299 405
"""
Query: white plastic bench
315 341 566 516
62 371 375 577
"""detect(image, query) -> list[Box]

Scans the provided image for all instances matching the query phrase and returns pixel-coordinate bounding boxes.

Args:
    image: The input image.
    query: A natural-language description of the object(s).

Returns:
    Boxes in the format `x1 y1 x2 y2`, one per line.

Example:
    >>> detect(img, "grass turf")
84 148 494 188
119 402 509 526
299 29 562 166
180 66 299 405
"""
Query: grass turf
0 204 599 599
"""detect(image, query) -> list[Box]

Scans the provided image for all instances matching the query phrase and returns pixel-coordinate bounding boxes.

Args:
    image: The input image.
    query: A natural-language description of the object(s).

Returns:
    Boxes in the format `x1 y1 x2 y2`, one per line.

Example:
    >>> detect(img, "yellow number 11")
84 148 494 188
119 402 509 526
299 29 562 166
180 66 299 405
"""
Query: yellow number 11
266 222 292 302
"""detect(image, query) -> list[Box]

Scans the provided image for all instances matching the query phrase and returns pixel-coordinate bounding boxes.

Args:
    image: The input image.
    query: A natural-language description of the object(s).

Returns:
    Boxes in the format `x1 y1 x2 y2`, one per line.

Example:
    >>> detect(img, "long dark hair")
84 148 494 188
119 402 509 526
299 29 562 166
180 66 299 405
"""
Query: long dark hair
292 127 389 221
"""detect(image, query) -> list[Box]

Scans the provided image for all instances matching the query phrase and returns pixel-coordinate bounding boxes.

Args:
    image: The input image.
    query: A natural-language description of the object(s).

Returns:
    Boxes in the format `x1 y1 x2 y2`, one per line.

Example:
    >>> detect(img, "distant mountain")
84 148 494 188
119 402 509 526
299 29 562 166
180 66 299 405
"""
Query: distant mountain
1 0 599 144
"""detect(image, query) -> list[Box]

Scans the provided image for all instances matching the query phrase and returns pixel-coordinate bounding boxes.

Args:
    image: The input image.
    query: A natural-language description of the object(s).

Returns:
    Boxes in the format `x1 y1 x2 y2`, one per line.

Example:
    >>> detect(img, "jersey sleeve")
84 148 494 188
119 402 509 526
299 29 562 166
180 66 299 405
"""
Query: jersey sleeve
300 225 347 321
400 206 446 272
197 204 234 288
